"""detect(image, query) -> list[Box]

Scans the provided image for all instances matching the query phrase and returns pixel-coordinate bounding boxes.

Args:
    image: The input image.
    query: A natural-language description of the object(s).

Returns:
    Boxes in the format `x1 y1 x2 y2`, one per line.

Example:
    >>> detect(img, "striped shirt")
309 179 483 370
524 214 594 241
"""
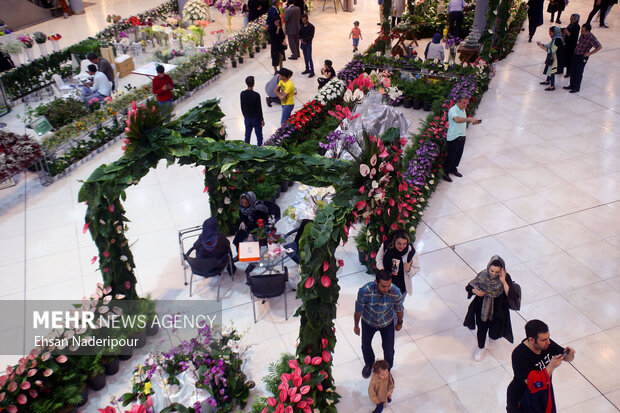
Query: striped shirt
355 282 404 328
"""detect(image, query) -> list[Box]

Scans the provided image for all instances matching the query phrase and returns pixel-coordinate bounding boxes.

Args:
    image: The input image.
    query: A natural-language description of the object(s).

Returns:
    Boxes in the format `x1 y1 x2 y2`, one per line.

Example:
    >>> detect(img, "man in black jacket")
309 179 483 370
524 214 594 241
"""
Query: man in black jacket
240 76 264 146
299 14 315 77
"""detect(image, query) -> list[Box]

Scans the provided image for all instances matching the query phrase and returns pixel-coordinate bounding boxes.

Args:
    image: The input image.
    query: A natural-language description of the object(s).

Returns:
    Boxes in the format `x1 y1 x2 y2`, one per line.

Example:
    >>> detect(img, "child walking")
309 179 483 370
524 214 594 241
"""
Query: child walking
350 21 362 52
368 360 394 413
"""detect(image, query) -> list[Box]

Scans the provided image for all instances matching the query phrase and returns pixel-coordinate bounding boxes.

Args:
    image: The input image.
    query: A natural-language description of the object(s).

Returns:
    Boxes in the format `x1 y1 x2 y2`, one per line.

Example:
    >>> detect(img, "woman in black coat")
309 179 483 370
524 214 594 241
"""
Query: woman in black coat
464 255 519 362
562 14 581 78
527 0 545 42
547 0 566 23
269 17 286 75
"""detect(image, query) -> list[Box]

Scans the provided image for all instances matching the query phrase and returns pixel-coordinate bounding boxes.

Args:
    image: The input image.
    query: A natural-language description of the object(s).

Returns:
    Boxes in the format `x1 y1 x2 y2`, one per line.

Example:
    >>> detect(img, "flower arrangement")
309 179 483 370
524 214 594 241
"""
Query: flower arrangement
264 122 296 146
336 59 365 84
314 78 346 105
47 33 62 41
318 130 357 159
327 104 359 122
288 100 323 130
0 40 23 55
0 131 44 182
215 0 244 15
183 0 212 23
18 34 34 48
33 32 47 44
444 34 461 49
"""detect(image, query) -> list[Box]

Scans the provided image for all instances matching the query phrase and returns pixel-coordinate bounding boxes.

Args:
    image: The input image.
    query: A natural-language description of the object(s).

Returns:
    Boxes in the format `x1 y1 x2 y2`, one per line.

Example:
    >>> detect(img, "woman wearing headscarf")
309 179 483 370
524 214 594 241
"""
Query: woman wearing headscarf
192 217 232 259
424 33 445 61
269 17 287 75
375 229 420 298
562 14 581 78
464 255 519 362
233 191 269 254
527 0 544 42
536 26 563 91
547 0 565 24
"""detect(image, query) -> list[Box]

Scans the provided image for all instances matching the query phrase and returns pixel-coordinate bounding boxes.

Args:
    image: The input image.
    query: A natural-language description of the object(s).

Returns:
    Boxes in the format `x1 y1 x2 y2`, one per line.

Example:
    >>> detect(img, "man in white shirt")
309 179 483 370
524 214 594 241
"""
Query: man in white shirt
81 64 111 104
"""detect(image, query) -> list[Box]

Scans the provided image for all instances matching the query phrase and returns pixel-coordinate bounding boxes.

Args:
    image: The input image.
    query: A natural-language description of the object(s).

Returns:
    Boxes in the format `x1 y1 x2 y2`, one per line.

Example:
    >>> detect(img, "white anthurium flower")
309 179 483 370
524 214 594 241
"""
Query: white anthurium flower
371 180 379 189
224 197 231 204
218 208 223 214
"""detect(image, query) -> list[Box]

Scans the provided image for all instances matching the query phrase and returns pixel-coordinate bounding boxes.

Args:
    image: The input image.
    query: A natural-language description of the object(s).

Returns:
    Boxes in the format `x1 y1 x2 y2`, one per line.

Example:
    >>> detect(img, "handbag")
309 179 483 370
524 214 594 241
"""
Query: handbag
508 282 522 311
545 52 553 66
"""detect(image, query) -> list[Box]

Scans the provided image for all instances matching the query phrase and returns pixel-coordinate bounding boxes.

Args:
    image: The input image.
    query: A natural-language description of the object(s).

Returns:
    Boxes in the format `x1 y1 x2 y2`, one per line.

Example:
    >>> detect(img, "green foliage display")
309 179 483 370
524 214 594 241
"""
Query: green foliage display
30 97 90 129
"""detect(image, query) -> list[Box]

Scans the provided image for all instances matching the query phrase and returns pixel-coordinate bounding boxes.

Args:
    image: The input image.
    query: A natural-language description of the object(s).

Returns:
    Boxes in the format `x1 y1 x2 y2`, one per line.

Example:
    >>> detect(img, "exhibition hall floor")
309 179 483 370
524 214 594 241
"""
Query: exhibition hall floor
1 0 619 411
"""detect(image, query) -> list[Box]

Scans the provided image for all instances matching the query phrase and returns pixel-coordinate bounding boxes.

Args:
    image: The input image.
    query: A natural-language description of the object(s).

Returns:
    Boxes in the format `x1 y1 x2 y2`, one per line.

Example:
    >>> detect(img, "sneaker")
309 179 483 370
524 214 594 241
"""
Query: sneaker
443 174 453 182
301 69 310 75
362 364 372 378
474 348 485 362
266 97 272 108
308 72 315 78
452 170 463 178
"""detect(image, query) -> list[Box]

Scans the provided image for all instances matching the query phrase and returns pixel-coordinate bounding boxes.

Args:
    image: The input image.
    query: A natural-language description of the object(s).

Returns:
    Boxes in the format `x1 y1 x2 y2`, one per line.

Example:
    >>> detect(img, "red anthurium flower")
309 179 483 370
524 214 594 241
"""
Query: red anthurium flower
285 406 293 413
107 205 115 213
304 355 311 365
323 260 329 272
337 259 344 267
355 201 367 210
370 251 377 259
311 357 322 365
82 222 90 233
279 389 287 402
288 359 298 369
103 251 110 258
321 275 331 288
91 256 97 264
322 351 331 362
267 397 277 407
322 337 329 348
304 277 315 289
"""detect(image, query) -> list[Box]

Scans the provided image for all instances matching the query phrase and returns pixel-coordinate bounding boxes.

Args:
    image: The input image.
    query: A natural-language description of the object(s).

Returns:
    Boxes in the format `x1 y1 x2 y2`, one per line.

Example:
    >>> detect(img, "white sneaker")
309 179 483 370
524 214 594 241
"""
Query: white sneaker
474 348 485 362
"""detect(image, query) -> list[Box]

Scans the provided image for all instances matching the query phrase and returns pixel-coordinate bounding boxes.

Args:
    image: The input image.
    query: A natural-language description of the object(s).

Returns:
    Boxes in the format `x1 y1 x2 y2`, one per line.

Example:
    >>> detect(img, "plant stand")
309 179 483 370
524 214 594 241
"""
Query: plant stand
37 42 48 57
9 53 21 66
25 48 34 62
51 40 61 52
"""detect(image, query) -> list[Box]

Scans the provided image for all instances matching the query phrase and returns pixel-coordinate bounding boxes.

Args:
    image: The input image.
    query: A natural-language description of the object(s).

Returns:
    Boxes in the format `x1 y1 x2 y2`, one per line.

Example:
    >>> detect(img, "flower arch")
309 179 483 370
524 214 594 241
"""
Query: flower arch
78 99 409 411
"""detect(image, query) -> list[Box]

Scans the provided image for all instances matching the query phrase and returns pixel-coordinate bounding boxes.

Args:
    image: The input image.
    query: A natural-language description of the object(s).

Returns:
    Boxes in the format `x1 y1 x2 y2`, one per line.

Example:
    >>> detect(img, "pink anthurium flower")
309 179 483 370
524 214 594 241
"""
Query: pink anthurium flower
304 355 312 365
267 397 277 407
320 275 331 288
311 357 322 365
323 260 329 272
322 351 331 362
304 277 315 289
288 359 298 369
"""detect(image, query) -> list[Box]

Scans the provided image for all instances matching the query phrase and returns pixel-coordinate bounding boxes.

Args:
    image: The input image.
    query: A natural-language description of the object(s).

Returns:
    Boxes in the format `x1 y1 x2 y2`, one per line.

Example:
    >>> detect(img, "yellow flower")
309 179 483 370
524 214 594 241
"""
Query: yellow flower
144 381 152 395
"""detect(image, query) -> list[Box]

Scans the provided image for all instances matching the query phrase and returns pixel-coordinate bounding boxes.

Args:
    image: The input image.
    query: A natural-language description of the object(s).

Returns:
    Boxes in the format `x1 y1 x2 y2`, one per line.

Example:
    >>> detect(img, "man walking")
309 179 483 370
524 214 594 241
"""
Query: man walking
283 0 301 60
443 94 480 182
240 76 264 146
563 23 602 93
299 14 315 77
506 319 575 412
354 270 404 378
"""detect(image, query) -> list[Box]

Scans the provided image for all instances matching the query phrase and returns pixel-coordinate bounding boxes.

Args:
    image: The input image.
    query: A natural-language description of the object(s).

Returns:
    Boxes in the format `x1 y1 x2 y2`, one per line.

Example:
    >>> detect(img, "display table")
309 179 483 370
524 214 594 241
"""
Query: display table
457 45 481 63
131 62 177 78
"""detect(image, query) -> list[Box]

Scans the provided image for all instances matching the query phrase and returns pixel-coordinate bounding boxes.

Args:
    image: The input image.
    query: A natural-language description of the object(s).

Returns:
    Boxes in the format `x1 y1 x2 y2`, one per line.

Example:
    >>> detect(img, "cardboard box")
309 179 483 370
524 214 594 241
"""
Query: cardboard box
115 55 134 78
238 242 261 262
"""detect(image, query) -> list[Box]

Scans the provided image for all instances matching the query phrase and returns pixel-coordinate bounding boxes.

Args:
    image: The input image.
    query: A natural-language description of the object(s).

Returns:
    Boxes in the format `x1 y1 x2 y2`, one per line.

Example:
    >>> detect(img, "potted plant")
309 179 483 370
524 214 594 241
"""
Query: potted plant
103 354 120 375
422 82 434 111
0 40 24 66
18 34 34 61
83 356 107 391
411 80 425 110
33 31 48 56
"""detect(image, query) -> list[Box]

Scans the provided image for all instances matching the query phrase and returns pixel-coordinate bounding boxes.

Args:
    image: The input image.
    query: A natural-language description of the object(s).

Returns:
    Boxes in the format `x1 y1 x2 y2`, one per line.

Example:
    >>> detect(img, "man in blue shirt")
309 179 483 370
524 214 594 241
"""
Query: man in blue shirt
354 270 404 378
443 94 480 182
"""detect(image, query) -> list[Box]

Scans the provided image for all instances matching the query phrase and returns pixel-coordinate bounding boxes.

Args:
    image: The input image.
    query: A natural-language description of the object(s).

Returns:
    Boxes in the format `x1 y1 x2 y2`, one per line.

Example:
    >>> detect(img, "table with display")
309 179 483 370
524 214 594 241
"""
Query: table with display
240 239 288 279
131 62 177 78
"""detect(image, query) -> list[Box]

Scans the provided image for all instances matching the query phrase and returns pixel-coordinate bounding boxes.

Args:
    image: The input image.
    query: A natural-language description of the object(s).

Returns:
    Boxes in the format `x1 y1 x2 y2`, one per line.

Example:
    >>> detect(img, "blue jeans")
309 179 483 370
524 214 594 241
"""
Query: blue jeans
361 319 395 370
158 100 174 120
301 42 314 73
244 117 263 146
281 104 294 125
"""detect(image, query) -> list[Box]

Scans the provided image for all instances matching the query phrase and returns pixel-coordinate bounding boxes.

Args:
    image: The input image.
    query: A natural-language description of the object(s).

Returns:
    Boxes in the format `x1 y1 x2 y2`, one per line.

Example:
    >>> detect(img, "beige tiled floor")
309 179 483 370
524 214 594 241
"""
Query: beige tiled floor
1 0 620 411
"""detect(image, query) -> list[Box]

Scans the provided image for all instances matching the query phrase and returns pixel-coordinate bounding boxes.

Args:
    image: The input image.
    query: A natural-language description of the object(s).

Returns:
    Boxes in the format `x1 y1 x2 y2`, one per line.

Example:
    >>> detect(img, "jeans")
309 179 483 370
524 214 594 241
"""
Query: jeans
546 74 555 87
361 319 395 369
244 117 263 146
353 38 360 48
301 42 314 73
158 99 174 121
443 136 466 175
281 104 294 125
569 55 588 91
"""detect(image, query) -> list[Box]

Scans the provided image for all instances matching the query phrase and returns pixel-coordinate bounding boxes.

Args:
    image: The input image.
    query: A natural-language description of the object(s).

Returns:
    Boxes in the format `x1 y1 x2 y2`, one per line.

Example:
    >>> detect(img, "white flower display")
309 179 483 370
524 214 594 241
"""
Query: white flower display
314 78 346 105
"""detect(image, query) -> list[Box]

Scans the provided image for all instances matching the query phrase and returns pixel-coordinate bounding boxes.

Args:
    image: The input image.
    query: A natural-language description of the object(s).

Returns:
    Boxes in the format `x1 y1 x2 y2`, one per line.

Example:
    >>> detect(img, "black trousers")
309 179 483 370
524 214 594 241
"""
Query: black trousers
443 136 466 175
232 229 249 254
477 320 492 348
586 0 610 25
449 11 464 37
528 20 539 41
569 54 588 91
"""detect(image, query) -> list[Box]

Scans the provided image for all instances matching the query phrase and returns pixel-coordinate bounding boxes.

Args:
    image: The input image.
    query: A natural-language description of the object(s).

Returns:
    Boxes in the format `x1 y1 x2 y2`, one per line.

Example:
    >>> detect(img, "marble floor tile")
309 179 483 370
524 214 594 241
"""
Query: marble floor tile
511 166 570 193
572 204 620 239
25 224 78 260
464 202 528 235
507 264 557 305
442 181 499 211
538 185 602 215
413 221 448 254
494 226 561 263
454 236 522 273
503 193 565 224
448 366 512 413
390 341 447 401
425 212 489 247
533 216 602 250
402 289 461 341
25 249 82 290
562 396 620 413
519 295 601 344
0 235 25 267
476 173 534 202
418 248 476 289
569 331 620 394
525 251 601 294
563 281 620 330
388 385 466 412
0 262 25 298
606 388 620 411
567 239 620 280
552 364 606 411
419 192 462 220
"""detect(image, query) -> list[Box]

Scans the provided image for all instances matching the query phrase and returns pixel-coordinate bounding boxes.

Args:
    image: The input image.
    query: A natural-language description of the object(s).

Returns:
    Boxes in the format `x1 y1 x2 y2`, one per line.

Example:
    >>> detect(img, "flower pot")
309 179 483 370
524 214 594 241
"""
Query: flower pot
255 46 261 53
87 372 106 391
402 97 413 108
288 180 294 186
422 100 432 111
56 406 78 413
412 98 423 110
25 47 34 62
104 357 120 375
119 346 133 360
249 52 254 58
77 386 89 407
132 330 147 348
146 321 159 336
262 43 267 49
51 40 61 52
280 181 289 192
38 42 48 57
9 53 21 66
358 250 367 265
231 59 237 68
238 57 244 64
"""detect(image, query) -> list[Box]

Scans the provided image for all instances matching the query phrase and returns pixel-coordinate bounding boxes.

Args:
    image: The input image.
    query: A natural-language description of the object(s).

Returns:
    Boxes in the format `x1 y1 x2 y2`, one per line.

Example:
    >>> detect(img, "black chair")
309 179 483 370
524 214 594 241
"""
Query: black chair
283 219 313 264
248 267 289 323
183 253 234 300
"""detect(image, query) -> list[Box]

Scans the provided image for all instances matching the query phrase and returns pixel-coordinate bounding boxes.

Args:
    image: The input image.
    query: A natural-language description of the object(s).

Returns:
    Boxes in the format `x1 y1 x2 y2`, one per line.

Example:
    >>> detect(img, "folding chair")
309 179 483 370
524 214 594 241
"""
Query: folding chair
248 267 289 323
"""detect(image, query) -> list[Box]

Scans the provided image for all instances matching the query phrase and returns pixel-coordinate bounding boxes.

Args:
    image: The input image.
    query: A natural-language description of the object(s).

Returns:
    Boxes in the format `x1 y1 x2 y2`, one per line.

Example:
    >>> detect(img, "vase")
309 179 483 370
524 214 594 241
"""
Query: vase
9 53 21 66
51 40 60 52
37 42 48 57
25 47 34 62
227 13 233 32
